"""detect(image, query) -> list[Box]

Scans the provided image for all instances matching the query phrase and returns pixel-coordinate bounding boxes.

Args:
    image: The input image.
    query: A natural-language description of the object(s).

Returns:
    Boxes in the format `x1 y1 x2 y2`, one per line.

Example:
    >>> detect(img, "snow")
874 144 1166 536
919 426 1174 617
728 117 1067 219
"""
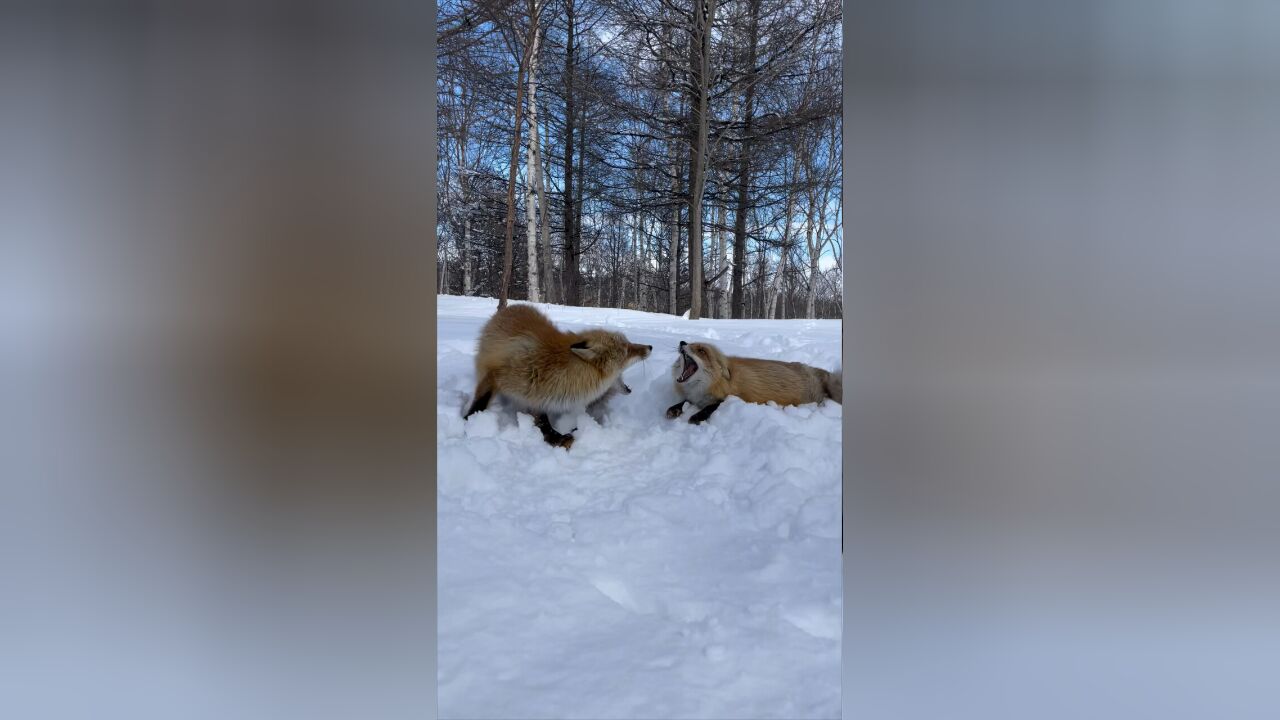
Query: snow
437 295 842 719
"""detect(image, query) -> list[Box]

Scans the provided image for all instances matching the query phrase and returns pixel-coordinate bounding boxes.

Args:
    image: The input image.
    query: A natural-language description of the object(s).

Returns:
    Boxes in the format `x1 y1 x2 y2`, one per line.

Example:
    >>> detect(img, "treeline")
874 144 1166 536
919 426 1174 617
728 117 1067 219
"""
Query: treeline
437 0 842 319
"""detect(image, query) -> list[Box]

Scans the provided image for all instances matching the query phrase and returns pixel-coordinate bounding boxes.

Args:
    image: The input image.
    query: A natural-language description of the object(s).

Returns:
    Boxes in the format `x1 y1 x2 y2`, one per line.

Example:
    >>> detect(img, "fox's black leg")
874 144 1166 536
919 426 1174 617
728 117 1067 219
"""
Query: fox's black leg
688 401 722 425
463 374 495 418
533 413 574 449
463 391 492 419
665 400 687 419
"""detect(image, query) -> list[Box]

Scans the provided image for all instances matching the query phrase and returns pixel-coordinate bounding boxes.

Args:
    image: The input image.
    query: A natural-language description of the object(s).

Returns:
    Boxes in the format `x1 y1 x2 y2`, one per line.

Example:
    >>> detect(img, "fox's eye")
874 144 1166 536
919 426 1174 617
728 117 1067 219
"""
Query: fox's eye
571 341 589 350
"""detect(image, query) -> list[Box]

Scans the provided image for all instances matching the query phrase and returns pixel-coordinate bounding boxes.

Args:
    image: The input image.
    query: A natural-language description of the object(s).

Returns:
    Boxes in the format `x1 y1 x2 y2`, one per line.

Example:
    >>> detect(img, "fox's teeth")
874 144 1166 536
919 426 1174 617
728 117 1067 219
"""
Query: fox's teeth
677 355 698 383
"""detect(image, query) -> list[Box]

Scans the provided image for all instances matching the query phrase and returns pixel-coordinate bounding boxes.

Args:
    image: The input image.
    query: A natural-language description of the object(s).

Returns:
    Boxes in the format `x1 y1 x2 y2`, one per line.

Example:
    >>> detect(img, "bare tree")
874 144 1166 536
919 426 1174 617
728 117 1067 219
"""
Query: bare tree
438 0 843 318
805 115 840 317
497 10 538 309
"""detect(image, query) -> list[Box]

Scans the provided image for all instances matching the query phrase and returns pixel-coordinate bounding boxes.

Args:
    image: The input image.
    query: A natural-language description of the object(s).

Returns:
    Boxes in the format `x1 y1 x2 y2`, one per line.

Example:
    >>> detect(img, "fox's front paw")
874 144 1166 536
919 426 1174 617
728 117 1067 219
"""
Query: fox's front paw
665 401 686 419
688 401 721 425
541 431 574 449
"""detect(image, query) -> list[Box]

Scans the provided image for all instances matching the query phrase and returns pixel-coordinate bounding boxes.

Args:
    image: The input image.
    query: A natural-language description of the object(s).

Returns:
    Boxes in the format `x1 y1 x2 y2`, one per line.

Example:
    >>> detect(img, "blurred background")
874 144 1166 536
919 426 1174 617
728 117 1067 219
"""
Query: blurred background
1 2 436 718
844 2 1280 718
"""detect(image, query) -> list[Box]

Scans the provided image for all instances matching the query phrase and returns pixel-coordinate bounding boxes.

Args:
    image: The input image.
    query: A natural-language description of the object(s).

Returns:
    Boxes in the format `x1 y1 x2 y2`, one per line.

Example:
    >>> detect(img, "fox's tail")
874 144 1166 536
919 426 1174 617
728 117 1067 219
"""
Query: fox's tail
823 367 843 404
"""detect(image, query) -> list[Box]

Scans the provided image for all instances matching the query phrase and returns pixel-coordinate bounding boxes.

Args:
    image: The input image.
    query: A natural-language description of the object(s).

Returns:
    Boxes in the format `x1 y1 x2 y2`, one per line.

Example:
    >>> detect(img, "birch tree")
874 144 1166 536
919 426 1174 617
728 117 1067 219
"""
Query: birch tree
523 0 545 302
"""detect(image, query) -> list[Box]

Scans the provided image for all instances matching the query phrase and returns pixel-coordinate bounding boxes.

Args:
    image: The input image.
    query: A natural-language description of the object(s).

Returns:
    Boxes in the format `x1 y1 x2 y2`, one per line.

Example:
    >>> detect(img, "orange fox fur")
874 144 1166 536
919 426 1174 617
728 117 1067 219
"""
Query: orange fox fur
668 341 841 424
464 304 651 447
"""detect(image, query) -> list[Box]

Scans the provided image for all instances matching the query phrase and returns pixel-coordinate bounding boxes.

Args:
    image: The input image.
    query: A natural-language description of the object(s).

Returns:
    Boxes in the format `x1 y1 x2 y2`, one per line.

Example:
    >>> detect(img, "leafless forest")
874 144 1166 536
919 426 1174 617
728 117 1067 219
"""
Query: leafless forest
437 0 842 319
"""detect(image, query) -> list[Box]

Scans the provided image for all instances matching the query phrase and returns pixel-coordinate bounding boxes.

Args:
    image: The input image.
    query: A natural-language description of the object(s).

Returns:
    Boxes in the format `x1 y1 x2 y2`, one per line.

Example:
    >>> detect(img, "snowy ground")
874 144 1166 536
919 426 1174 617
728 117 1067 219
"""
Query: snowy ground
437 296 842 719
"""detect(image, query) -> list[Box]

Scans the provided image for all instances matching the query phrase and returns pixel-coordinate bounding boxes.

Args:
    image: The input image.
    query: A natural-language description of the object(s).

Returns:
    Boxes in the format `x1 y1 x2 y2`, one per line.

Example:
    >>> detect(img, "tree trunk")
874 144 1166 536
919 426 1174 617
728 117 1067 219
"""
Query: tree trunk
665 86 684 316
801 119 833 319
576 101 586 257
523 0 543 302
575 102 586 263
755 256 763 319
764 152 800 318
730 0 760 319
461 216 472 295
538 106 554 303
730 163 749 318
620 221 633 309
667 150 681 316
685 0 717 320
498 39 533 309
560 0 580 306
622 144 642 309
768 243 787 319
806 229 819 318
455 87 473 297
804 176 821 318
716 173 730 319
595 243 603 307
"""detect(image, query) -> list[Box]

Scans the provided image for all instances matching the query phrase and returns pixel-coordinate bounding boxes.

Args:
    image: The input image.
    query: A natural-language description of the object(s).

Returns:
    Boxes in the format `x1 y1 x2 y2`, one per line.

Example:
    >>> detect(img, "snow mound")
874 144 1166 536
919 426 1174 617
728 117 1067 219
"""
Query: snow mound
437 295 842 719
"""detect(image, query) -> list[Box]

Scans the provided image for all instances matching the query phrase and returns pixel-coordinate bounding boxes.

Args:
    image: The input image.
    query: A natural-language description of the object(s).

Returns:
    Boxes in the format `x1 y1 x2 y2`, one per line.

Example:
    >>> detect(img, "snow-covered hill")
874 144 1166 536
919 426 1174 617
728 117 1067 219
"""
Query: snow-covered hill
437 295 842 719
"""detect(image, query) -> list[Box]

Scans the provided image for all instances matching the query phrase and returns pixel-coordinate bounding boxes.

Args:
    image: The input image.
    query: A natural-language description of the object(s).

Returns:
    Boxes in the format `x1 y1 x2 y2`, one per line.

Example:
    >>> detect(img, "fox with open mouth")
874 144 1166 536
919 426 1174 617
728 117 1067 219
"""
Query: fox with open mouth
668 341 842 424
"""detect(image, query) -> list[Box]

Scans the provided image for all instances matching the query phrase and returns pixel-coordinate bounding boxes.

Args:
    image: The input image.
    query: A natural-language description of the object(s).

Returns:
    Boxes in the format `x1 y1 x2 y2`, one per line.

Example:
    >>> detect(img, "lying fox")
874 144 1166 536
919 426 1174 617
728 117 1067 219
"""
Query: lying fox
464 304 651 448
667 341 841 424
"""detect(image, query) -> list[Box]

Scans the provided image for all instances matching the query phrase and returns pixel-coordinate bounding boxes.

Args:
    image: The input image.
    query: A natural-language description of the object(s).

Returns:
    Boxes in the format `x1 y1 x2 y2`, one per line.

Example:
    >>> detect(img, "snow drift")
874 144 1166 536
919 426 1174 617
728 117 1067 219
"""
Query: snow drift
437 295 842 719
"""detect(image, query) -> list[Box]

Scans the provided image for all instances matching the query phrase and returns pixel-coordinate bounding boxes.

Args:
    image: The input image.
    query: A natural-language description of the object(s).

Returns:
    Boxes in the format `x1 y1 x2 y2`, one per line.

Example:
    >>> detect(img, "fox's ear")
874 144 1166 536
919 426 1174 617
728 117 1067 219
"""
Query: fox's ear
714 354 730 380
711 349 729 379
570 340 596 360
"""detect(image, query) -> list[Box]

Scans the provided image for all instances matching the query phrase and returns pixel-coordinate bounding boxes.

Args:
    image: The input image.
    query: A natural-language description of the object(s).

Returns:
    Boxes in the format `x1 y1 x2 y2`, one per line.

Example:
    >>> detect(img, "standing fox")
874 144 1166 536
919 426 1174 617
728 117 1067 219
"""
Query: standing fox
464 304 651 449
667 341 842 424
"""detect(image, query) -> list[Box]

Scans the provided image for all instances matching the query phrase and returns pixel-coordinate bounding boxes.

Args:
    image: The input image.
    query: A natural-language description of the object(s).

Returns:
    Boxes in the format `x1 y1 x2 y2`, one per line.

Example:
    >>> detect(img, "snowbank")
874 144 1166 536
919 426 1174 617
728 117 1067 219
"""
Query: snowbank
438 295 842 719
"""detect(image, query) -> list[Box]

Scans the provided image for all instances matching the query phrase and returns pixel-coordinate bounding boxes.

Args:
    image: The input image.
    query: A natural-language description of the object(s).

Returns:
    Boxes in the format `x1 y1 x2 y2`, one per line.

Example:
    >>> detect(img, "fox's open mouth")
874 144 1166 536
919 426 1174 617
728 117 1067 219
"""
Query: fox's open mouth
677 351 698 383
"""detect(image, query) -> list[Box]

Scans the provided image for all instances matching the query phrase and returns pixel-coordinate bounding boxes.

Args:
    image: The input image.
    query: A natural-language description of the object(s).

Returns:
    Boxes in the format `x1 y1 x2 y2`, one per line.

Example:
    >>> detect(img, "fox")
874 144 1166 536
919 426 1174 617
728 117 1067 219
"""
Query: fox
463 304 652 449
666 340 842 424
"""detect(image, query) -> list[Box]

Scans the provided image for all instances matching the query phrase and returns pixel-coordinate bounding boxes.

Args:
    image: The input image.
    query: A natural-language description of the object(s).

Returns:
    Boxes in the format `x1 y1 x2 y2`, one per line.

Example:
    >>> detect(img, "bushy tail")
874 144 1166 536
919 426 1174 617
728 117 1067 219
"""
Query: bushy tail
823 367 843 404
